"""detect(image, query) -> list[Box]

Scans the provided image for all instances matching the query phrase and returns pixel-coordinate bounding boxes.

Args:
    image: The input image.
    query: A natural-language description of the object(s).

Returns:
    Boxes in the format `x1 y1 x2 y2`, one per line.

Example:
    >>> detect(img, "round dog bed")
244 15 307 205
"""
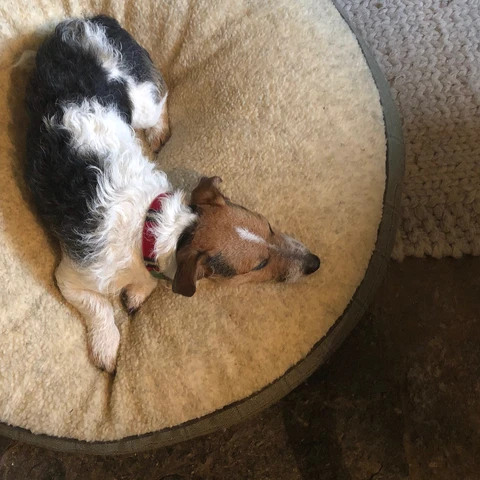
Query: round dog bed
0 0 403 453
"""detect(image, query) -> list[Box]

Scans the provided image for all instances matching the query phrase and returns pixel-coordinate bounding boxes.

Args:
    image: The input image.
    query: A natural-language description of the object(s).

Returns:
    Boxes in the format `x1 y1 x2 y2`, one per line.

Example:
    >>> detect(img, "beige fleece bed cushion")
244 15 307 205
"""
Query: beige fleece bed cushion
0 0 386 443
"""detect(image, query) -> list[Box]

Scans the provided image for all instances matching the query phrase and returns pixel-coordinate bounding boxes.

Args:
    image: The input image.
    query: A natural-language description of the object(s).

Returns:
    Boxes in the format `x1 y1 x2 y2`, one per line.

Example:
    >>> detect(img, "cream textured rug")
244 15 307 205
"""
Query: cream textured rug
0 0 385 441
336 0 480 260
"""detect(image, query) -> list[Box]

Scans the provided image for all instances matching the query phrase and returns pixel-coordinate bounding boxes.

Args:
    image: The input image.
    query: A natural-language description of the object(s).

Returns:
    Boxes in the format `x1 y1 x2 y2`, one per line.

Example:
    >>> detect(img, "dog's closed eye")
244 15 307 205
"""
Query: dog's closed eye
252 258 269 271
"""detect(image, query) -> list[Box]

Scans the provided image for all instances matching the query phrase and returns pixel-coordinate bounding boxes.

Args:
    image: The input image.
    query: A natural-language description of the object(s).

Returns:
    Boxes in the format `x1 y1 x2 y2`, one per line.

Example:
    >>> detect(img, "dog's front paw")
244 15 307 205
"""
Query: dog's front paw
120 283 154 316
147 124 171 154
88 324 120 374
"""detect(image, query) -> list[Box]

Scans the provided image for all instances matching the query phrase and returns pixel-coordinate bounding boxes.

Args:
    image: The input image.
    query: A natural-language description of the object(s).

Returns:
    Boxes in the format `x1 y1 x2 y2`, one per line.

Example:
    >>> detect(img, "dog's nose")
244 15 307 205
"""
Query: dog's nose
303 254 320 275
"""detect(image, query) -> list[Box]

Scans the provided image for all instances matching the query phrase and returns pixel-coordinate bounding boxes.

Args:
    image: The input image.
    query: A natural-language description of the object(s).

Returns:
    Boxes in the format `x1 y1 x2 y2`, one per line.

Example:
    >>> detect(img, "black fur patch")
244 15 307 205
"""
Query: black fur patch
25 118 106 263
24 16 161 263
207 254 236 277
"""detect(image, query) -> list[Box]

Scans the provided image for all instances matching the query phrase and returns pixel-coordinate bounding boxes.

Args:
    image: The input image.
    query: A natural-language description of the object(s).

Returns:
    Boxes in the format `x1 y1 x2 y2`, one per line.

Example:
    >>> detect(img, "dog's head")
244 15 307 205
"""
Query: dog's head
172 176 320 297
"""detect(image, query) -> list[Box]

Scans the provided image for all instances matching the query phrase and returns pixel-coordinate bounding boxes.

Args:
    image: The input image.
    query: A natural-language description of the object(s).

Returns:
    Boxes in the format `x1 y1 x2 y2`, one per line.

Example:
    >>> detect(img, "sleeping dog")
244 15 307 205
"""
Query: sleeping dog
25 15 320 372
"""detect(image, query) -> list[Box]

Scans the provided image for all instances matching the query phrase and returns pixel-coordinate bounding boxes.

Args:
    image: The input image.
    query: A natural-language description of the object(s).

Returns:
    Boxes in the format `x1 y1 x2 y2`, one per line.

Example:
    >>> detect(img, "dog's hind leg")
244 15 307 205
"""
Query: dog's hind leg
145 93 170 153
129 81 170 153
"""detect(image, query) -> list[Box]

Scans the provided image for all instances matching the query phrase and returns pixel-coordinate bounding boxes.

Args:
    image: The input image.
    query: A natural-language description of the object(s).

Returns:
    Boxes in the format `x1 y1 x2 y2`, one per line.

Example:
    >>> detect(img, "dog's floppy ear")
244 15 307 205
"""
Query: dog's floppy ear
172 247 210 297
191 176 225 206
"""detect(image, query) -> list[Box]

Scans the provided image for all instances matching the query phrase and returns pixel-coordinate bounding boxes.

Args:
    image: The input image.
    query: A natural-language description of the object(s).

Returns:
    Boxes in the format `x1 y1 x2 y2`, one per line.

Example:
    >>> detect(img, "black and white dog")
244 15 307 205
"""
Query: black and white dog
25 15 320 373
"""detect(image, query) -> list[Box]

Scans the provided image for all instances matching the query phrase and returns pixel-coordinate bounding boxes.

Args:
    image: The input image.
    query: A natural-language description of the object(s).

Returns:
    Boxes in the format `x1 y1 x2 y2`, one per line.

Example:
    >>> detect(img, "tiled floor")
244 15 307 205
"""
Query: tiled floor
1 257 480 479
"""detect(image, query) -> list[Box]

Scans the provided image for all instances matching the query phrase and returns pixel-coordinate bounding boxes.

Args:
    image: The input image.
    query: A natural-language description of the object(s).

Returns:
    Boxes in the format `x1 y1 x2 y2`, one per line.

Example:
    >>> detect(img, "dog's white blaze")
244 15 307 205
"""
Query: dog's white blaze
236 227 265 244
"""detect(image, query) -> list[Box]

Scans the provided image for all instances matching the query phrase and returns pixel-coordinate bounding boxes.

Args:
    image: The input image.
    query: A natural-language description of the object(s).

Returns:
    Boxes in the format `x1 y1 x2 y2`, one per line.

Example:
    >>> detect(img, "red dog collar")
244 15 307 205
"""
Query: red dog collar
142 193 171 280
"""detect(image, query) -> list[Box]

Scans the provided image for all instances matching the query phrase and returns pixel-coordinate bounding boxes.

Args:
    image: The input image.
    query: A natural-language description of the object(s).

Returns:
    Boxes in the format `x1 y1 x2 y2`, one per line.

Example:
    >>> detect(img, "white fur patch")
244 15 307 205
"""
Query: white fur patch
58 100 135 155
130 84 166 130
236 227 266 244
